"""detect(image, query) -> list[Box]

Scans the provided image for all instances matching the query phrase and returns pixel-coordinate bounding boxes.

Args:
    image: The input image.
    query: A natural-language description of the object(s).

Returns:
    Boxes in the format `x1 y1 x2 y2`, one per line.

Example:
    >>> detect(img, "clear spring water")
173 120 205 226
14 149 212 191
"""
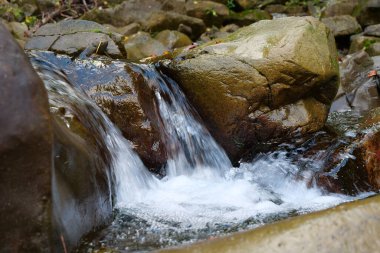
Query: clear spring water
30 55 367 252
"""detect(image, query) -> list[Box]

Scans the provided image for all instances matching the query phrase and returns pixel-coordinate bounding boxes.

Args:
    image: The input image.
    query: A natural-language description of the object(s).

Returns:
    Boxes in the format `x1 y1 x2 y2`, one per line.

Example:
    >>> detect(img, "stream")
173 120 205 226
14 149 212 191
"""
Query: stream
30 53 371 252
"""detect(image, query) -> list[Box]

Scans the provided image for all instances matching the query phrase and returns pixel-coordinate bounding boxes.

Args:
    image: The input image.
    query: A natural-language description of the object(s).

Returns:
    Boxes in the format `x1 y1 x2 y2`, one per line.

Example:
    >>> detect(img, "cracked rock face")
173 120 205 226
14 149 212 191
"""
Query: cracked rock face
160 16 339 162
25 20 124 58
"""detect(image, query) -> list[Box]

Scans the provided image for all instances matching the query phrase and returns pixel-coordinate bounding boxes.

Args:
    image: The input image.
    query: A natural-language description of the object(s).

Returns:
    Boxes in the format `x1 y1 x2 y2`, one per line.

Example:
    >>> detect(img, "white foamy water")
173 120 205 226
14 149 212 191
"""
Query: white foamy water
31 56 367 251
112 65 359 242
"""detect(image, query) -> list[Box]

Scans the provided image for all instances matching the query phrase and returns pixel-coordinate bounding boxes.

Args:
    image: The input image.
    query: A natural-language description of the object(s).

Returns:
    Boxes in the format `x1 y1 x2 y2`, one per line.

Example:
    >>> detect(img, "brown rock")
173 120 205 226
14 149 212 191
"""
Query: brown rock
155 30 192 50
0 23 52 252
185 0 229 27
160 17 339 162
31 52 167 170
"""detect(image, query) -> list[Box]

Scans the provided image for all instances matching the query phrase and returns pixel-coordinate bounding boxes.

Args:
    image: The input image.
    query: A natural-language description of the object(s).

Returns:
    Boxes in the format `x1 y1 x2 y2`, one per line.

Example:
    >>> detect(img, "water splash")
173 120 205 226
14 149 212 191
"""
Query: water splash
29 55 369 252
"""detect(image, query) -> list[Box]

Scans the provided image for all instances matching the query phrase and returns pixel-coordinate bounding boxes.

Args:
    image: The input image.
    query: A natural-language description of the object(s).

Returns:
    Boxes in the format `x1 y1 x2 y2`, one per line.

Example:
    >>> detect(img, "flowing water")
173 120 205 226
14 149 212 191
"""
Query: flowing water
30 54 370 252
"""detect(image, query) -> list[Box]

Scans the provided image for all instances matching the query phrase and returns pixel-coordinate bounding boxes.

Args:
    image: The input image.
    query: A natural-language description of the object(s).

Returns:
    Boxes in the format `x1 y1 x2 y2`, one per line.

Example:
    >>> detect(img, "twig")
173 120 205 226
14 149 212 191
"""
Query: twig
82 0 89 11
60 234 68 253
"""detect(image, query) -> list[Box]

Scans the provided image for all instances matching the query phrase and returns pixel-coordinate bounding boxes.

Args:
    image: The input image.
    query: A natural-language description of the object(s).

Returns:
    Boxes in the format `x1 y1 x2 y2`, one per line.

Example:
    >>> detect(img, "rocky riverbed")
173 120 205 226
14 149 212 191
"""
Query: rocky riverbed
2 0 380 252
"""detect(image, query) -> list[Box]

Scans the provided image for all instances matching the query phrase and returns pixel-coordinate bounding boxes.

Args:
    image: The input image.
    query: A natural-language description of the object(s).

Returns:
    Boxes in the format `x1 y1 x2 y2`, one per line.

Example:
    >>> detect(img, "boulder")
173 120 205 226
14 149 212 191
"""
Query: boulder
235 0 260 9
0 23 52 252
25 20 124 58
322 15 362 37
81 0 205 39
143 11 206 40
349 34 380 55
31 57 115 251
322 0 380 27
2 20 28 47
331 51 380 112
123 31 168 60
185 0 229 27
30 51 167 170
104 22 141 36
227 9 272 26
160 16 339 162
155 30 192 50
323 0 360 17
364 24 380 37
159 195 380 253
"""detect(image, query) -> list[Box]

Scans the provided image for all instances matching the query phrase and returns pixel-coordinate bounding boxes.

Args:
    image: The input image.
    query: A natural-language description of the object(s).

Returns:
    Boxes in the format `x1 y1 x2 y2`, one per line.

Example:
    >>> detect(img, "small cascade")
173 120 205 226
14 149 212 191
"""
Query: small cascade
132 64 232 177
29 54 369 252
30 55 158 204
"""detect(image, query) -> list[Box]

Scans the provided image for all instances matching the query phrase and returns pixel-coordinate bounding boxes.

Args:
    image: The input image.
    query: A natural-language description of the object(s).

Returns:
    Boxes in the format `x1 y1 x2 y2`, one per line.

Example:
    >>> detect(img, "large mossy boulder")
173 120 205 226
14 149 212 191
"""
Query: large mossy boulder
160 194 380 253
160 16 339 162
0 23 52 252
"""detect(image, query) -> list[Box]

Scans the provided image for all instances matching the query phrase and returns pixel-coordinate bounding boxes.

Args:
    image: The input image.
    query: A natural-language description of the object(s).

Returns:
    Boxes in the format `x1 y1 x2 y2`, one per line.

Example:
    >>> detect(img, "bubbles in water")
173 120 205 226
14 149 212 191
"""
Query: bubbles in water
30 55 370 252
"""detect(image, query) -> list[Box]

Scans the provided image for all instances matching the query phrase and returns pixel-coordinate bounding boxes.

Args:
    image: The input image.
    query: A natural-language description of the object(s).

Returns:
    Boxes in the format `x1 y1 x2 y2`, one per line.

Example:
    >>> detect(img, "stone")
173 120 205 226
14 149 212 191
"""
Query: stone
159 195 380 253
80 0 205 39
143 11 206 40
31 58 115 251
185 0 229 27
160 17 339 162
264 4 287 14
227 9 272 26
155 30 192 49
323 0 360 17
199 25 240 43
3 20 27 39
322 15 362 37
364 24 380 37
123 31 168 60
25 20 123 58
105 22 141 36
349 35 380 54
31 51 167 170
0 23 52 252
358 110 380 189
235 0 259 9
331 51 380 112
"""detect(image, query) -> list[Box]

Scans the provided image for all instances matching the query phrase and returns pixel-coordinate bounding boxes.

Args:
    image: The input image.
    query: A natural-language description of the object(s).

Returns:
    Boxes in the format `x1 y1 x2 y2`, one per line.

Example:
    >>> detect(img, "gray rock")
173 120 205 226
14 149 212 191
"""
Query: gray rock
331 50 380 112
364 24 380 37
322 15 362 37
349 34 380 54
323 0 359 17
25 20 123 58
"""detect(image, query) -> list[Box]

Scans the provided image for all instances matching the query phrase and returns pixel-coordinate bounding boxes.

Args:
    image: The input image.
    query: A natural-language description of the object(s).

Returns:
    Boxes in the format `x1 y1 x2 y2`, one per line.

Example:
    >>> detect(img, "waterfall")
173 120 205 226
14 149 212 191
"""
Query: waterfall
30 55 158 204
30 54 365 251
132 64 232 177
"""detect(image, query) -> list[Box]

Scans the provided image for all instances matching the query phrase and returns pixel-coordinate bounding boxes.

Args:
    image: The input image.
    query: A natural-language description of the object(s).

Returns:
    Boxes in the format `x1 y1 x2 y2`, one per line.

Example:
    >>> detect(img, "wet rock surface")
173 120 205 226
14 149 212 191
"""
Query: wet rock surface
161 16 339 162
30 51 167 170
159 195 380 253
32 57 115 252
331 51 380 112
0 23 52 252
